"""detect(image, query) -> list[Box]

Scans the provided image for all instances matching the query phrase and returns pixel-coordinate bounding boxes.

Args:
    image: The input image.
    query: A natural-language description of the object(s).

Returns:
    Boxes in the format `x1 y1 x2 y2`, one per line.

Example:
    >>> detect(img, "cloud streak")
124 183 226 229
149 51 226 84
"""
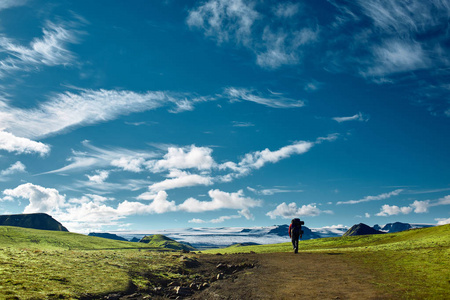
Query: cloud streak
337 189 403 205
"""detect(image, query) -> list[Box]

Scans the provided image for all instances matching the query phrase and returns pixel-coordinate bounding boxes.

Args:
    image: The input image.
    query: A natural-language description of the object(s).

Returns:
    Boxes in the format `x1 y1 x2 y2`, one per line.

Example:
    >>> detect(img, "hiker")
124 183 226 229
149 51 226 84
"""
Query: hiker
289 218 304 254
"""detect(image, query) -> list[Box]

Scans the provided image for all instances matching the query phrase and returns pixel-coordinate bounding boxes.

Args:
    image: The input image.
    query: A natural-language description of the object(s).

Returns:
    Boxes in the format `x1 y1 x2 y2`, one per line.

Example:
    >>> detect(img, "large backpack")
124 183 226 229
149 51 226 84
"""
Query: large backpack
291 218 304 236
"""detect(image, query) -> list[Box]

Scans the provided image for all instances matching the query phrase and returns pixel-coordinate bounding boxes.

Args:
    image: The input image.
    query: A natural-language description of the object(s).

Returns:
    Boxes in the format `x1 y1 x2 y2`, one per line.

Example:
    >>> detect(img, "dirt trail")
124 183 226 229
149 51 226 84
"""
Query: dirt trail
190 252 391 300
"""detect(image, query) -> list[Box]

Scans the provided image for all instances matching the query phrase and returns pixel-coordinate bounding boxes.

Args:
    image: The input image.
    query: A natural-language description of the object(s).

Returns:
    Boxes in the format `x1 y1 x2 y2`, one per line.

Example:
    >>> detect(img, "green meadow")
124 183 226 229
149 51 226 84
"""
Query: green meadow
0 224 449 299
0 227 190 299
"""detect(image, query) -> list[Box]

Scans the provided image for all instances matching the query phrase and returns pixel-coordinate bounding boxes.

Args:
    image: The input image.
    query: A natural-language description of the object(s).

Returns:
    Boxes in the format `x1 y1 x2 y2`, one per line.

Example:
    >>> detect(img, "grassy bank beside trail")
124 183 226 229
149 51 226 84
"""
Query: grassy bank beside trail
0 226 189 299
204 224 450 299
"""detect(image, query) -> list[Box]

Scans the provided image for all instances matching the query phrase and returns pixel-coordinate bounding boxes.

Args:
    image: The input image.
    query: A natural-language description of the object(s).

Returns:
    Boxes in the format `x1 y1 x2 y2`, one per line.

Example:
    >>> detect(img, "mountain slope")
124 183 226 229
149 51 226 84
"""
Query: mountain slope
88 232 128 241
0 226 162 250
0 213 68 231
343 223 384 236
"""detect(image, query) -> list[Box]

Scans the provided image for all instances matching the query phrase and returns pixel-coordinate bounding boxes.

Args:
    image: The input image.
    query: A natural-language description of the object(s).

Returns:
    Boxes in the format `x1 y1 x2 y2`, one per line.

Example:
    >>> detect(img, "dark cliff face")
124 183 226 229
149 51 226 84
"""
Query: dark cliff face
0 213 68 232
343 223 384 236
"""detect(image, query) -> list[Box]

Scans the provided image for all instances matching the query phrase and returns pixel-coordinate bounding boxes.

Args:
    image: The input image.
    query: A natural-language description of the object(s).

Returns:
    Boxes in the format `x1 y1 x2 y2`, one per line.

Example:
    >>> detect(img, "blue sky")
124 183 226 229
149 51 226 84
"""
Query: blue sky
0 0 449 233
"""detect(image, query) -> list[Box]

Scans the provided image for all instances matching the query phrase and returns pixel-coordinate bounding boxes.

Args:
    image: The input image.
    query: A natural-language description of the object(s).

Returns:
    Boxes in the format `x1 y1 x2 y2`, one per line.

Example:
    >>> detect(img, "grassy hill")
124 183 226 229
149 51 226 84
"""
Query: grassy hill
139 234 197 251
205 224 450 299
0 226 159 251
0 226 192 299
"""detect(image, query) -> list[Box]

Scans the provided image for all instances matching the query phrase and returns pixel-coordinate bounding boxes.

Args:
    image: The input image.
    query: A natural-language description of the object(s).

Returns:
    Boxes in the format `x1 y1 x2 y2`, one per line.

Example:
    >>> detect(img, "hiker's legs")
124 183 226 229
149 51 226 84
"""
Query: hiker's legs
292 233 299 253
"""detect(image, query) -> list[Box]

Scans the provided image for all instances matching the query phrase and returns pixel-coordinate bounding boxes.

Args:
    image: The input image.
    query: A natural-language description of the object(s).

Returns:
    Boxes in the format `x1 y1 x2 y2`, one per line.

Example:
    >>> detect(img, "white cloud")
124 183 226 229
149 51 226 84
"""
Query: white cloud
337 189 403 205
0 131 50 156
1 161 26 176
111 157 146 173
179 189 261 212
224 87 304 108
238 208 254 220
333 112 369 123
3 183 66 214
376 204 413 216
267 202 333 219
117 191 177 215
377 194 450 217
436 218 450 225
147 170 213 193
86 170 110 184
147 145 215 172
2 183 178 232
365 213 371 218
188 218 206 224
410 200 431 213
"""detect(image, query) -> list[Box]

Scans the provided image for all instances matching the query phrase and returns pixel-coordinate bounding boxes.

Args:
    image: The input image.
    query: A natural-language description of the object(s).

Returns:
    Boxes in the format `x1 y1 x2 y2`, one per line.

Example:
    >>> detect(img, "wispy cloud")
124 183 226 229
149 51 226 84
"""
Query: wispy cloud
0 20 84 77
0 89 168 139
42 141 158 174
0 0 27 10
186 0 259 46
232 121 255 127
188 208 253 224
333 112 369 123
224 87 304 108
337 189 403 205
247 186 303 196
187 0 319 69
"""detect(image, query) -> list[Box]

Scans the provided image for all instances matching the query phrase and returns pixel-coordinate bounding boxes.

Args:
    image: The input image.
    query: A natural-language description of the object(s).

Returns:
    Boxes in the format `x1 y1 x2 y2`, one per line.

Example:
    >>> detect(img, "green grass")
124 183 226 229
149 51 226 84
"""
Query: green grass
2 225 449 299
204 224 450 299
140 234 196 251
0 226 190 299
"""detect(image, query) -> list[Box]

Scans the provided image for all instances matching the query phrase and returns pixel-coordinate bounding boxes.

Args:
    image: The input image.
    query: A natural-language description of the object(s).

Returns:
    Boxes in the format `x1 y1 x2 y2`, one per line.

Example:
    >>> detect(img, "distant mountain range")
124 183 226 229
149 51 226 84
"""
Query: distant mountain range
0 213 68 232
0 213 434 249
344 222 434 236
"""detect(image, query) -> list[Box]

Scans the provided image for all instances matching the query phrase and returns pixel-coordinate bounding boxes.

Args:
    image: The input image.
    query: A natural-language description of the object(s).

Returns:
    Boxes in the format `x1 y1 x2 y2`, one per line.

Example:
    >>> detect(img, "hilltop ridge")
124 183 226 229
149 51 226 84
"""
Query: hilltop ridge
0 213 68 232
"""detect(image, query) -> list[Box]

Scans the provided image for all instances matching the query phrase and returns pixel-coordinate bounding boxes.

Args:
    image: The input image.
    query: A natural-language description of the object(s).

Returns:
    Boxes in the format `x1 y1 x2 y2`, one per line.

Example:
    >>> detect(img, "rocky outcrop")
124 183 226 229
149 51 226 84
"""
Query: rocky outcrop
0 213 68 231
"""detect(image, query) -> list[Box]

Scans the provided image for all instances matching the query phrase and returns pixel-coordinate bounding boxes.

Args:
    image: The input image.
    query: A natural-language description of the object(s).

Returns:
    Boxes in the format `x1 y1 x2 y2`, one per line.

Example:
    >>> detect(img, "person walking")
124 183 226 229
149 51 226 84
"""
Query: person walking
289 218 304 253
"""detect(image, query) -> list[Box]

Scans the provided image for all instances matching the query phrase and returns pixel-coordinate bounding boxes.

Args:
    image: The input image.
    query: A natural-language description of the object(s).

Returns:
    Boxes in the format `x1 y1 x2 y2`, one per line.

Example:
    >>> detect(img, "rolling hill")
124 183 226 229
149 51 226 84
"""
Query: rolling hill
139 234 197 251
0 213 68 231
